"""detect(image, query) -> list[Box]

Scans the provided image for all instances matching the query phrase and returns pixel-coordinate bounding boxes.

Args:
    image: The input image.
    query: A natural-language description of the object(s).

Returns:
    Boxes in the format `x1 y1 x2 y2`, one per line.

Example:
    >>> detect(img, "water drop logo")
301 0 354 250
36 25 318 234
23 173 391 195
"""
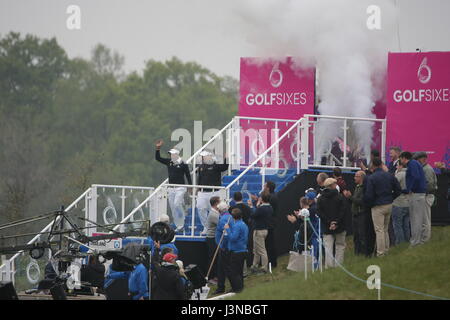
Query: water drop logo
417 57 431 84
269 62 283 88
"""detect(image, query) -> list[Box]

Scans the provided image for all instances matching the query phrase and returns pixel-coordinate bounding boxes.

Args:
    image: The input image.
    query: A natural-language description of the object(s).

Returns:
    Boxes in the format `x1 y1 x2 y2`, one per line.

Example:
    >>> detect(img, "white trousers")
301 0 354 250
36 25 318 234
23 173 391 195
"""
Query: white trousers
167 187 187 229
196 190 222 230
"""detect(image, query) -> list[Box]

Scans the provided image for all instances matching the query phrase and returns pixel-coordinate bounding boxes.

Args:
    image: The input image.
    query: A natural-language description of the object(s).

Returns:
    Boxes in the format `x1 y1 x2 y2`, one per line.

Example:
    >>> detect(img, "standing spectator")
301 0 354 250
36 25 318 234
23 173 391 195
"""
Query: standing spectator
387 147 402 244
230 192 252 271
317 178 347 268
230 192 252 227
343 170 375 256
332 167 347 193
224 208 249 293
205 196 221 284
364 158 401 257
413 152 438 243
264 181 278 269
388 147 402 175
399 152 427 247
214 200 232 294
286 197 314 251
316 172 329 197
248 192 272 274
360 150 388 174
391 163 411 244
435 162 449 177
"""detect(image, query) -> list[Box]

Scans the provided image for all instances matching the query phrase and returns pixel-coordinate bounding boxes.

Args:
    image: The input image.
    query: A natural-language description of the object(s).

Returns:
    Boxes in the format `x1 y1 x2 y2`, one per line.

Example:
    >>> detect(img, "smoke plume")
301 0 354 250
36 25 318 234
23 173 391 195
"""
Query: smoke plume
232 0 396 163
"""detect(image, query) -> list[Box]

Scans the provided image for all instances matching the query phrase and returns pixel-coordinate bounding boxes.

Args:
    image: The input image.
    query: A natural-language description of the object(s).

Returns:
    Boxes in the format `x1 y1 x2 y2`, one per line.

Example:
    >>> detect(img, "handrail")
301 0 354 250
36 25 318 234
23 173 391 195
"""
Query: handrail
304 114 386 122
225 118 303 191
235 116 297 123
92 184 155 190
112 118 235 231
165 183 226 189
0 187 92 271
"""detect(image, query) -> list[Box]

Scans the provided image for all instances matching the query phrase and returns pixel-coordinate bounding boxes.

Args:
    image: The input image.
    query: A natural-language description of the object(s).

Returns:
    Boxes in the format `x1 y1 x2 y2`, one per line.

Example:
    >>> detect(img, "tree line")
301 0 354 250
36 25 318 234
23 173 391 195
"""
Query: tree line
0 32 238 239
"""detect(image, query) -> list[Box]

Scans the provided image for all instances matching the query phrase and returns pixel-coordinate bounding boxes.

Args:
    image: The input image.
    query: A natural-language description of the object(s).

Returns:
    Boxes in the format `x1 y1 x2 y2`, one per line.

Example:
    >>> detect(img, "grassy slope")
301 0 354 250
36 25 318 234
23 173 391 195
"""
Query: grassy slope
209 226 450 300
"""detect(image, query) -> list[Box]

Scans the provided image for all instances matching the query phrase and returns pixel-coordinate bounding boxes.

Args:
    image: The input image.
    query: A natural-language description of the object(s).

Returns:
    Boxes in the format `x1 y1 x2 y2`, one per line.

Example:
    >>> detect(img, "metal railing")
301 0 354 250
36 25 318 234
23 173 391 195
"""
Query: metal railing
0 187 92 287
303 114 386 170
226 117 304 192
0 184 156 287
114 116 299 238
113 119 236 233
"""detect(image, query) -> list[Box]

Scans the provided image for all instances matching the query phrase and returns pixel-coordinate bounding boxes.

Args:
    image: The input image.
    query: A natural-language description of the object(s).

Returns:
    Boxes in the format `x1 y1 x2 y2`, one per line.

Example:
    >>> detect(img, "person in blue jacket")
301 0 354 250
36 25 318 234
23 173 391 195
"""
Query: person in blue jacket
128 261 149 300
224 207 248 293
214 201 233 294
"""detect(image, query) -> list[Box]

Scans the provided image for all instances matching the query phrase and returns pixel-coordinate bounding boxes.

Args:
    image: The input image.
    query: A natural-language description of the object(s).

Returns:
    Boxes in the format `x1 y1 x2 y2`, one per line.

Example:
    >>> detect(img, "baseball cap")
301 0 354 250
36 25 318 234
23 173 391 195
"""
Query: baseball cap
413 151 427 160
168 148 180 155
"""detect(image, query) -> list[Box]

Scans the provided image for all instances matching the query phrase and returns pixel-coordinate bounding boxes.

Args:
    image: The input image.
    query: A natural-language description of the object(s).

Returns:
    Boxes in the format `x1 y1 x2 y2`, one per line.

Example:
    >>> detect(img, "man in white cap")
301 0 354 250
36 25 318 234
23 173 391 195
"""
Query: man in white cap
196 150 229 235
155 139 192 233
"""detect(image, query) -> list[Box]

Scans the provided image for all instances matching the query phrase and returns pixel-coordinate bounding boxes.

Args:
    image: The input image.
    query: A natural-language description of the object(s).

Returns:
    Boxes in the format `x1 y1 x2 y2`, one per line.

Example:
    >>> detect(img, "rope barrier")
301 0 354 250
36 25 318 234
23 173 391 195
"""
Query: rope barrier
306 219 449 300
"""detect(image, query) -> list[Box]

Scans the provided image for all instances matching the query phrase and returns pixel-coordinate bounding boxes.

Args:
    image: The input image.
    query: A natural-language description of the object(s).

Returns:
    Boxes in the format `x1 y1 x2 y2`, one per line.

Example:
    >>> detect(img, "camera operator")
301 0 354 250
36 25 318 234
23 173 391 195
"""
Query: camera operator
151 241 186 300
128 245 150 300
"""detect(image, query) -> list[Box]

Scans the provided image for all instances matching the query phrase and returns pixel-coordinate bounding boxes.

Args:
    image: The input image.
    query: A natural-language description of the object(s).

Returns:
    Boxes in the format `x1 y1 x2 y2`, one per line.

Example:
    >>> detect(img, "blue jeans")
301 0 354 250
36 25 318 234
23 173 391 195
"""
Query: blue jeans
391 206 411 245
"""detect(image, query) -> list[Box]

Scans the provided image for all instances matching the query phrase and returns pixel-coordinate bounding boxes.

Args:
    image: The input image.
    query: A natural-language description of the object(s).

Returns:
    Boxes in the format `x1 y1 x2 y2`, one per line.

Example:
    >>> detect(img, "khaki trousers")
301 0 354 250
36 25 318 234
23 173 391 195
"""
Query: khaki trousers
371 204 392 257
323 231 346 268
252 229 268 271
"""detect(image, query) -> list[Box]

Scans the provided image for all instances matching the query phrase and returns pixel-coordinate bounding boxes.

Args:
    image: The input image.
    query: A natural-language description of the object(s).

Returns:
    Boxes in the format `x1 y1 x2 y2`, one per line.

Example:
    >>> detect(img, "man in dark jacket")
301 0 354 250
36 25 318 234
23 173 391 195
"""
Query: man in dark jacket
344 171 375 256
248 192 272 273
151 241 186 300
364 158 402 257
388 146 402 174
317 178 347 268
196 150 229 235
264 181 278 268
155 139 192 232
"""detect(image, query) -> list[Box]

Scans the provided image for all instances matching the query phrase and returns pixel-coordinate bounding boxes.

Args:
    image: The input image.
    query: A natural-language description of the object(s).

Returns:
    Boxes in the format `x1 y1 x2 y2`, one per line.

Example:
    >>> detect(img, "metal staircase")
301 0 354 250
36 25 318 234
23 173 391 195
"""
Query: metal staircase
1 114 385 289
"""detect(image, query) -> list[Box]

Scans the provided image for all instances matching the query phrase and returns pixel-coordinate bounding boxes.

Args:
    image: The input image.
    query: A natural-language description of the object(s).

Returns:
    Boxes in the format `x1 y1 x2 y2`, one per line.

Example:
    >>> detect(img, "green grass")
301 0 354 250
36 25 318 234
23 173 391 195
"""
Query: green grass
209 226 450 300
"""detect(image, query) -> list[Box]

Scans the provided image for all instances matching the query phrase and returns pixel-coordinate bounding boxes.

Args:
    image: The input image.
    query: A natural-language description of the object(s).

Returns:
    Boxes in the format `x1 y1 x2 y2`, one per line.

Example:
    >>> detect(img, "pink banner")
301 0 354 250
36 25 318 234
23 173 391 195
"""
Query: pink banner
387 52 450 166
239 57 315 120
238 57 314 168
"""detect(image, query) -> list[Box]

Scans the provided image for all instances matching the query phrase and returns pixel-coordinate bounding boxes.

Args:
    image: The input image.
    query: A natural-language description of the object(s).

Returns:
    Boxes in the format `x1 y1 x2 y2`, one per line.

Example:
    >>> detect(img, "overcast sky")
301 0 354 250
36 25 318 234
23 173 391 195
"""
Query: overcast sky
1 0 449 78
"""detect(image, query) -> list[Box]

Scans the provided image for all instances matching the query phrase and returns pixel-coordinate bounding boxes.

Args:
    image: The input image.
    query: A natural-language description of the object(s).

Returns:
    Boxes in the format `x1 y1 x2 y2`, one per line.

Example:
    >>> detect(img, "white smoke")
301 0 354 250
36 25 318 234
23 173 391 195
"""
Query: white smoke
231 0 397 164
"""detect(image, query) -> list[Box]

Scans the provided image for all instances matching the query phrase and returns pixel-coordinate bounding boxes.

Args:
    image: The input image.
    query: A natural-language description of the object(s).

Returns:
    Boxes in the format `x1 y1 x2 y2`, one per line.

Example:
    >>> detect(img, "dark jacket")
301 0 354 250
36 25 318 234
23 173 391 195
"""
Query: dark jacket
250 204 272 230
268 192 278 229
317 188 346 234
388 159 399 175
405 160 426 194
155 150 192 185
364 168 402 207
151 248 186 300
197 160 228 190
230 202 252 227
350 184 367 216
